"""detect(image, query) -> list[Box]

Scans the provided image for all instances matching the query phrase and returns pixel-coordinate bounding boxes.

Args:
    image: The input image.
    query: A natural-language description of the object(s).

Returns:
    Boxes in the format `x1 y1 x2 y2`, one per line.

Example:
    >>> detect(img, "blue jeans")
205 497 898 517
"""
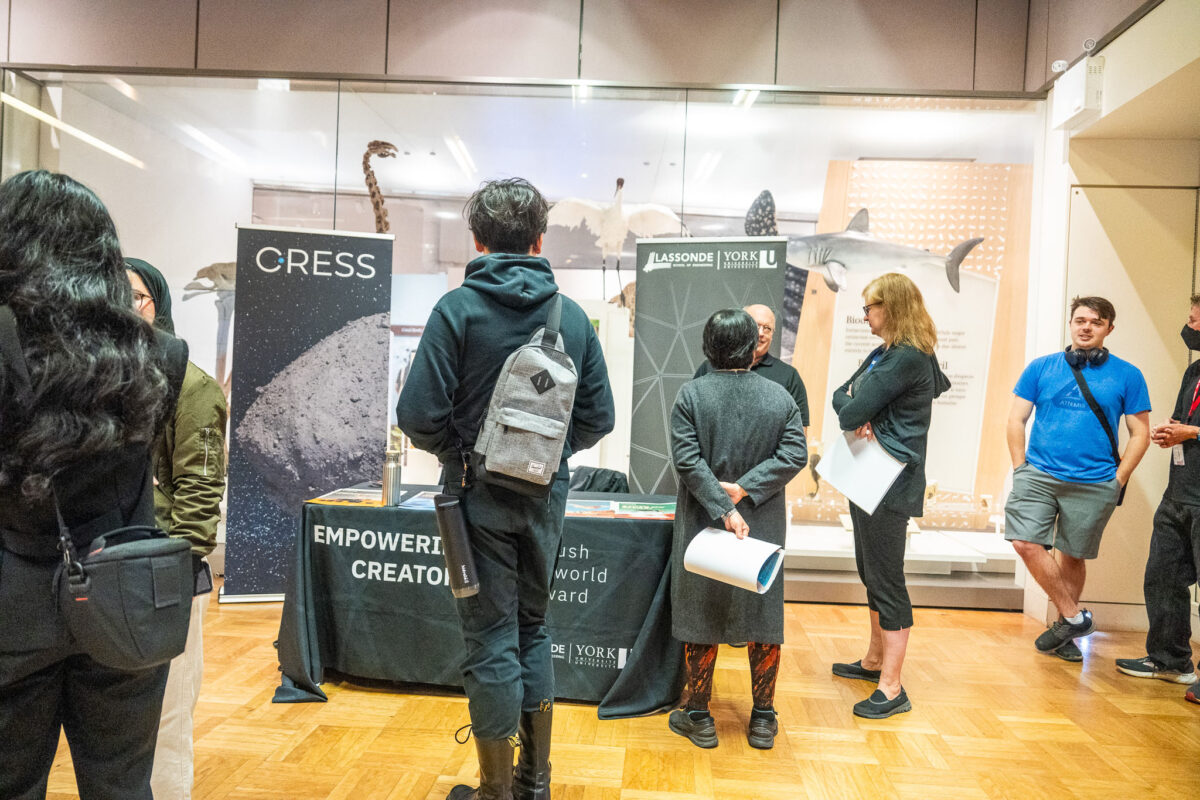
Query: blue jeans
1144 498 1200 672
454 475 567 740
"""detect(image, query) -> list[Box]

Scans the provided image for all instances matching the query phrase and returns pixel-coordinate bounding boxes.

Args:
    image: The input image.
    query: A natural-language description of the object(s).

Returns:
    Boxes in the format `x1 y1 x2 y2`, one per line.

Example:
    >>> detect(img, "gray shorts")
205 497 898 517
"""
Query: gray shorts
1004 462 1121 560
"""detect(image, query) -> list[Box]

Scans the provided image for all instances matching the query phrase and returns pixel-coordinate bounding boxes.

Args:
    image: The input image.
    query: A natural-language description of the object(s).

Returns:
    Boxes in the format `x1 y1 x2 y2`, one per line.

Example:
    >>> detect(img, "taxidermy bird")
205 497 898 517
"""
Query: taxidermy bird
548 177 685 291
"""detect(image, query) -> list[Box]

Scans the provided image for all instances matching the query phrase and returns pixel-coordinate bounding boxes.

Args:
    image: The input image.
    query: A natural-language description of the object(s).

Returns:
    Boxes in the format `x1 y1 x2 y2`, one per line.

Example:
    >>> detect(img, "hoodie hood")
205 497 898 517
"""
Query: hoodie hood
930 354 951 398
125 257 175 334
462 253 558 310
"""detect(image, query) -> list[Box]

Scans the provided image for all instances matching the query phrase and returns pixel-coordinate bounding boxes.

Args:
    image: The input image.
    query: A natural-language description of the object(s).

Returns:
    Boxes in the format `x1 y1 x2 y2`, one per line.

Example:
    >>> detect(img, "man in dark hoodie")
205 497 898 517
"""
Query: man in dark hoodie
397 178 615 800
126 258 228 800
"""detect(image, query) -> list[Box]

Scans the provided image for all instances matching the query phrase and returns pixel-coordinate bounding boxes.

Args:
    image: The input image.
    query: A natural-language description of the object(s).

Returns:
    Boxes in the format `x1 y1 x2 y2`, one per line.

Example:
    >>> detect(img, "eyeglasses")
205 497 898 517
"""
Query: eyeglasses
757 324 773 335
132 290 152 308
862 303 881 315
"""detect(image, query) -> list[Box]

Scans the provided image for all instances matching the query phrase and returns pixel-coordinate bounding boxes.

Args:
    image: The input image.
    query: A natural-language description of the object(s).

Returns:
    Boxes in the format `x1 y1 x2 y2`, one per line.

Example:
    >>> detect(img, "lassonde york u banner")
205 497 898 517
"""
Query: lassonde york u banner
224 225 393 598
630 237 787 495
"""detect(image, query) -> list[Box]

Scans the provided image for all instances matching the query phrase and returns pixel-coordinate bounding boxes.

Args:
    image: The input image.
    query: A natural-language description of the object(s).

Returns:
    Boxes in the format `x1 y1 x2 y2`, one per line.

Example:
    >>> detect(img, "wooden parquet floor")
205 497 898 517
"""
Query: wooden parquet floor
47 590 1200 800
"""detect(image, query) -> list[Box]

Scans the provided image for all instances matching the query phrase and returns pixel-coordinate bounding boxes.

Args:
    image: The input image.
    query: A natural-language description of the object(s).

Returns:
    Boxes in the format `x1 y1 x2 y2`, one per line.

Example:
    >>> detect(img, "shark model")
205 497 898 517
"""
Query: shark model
787 207 982 294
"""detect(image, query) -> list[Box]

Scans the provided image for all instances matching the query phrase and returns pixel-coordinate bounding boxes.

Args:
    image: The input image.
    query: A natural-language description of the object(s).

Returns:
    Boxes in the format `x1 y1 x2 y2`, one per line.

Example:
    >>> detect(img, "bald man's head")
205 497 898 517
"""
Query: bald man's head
744 304 775 365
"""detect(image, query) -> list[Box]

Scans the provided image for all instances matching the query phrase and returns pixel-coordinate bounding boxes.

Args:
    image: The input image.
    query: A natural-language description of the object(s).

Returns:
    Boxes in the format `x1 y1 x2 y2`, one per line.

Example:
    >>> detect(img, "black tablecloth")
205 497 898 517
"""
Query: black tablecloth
273 487 684 718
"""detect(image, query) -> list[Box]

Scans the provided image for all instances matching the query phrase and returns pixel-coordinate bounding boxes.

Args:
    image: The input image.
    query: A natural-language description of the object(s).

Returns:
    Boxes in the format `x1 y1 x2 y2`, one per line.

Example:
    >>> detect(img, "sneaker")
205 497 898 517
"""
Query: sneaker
747 709 778 749
852 687 912 719
1186 686 1199 705
1034 610 1095 653
1115 656 1198 684
668 708 718 748
1053 640 1083 662
832 660 882 683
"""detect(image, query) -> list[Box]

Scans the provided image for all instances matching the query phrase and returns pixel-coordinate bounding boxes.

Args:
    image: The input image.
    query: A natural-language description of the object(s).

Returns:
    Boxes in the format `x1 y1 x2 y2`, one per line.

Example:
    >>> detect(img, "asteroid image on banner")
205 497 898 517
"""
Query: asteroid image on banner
237 312 391 513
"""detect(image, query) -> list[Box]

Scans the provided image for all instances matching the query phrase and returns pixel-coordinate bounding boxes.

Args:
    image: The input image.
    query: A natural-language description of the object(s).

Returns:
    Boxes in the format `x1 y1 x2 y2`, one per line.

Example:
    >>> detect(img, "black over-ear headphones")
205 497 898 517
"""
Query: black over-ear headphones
1064 346 1109 367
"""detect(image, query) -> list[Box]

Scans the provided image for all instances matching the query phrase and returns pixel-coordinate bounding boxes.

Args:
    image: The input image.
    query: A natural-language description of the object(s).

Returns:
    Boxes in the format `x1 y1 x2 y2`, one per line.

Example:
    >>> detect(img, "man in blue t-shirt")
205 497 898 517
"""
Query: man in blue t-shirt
1005 296 1151 663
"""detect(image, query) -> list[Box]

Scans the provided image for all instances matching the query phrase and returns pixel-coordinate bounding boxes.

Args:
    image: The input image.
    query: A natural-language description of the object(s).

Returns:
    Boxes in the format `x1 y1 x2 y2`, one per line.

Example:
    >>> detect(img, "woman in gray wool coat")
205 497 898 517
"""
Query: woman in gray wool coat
667 308 807 751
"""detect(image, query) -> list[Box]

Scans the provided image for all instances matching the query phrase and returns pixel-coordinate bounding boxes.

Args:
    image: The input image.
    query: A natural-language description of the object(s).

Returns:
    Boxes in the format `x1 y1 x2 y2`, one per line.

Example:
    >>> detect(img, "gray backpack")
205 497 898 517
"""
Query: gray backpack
472 295 577 496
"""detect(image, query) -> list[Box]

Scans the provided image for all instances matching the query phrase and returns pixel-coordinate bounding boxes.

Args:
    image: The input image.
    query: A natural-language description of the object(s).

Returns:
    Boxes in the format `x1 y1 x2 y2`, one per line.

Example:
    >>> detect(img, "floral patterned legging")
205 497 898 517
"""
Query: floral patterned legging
683 642 781 712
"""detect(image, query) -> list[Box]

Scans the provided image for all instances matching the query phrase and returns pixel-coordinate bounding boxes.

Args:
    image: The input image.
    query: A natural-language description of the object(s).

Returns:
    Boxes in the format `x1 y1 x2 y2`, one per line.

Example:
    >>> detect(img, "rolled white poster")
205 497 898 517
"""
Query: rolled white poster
683 527 784 594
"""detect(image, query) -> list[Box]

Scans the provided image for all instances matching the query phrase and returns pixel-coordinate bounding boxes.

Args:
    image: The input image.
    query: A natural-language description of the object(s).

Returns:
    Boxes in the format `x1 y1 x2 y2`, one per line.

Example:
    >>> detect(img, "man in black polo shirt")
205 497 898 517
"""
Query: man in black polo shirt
694 304 809 434
1116 295 1200 702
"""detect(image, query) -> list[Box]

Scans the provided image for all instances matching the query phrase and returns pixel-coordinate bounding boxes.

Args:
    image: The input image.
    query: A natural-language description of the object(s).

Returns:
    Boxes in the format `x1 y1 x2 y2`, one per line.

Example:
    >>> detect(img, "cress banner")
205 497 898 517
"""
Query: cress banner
629 237 788 495
223 225 393 598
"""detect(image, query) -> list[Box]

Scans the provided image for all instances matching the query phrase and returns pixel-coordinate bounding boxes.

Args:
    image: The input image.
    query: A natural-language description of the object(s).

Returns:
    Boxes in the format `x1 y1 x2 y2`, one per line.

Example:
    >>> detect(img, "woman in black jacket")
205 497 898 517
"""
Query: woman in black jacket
830 272 950 719
0 170 179 799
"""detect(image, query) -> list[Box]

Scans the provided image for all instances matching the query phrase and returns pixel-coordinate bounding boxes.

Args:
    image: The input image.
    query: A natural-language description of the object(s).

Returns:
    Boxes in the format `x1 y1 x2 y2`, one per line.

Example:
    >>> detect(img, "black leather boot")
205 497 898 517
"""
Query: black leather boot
447 736 515 800
512 708 552 800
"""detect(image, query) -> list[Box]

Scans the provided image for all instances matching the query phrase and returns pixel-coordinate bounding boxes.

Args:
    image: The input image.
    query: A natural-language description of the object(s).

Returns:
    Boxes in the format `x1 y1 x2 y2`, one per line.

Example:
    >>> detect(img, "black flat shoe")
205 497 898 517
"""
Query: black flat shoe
852 687 912 719
832 660 881 683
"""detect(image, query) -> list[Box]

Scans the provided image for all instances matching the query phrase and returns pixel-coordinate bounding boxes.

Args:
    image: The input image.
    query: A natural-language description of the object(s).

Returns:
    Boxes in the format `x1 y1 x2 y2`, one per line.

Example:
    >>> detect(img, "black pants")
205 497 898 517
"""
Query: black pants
1144 498 1200 673
454 475 567 740
0 549 168 800
849 503 913 631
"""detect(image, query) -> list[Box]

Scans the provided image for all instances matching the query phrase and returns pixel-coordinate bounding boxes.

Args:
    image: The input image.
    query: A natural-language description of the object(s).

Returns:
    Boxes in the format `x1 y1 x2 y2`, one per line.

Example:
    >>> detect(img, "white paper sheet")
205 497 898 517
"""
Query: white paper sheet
815 430 905 515
683 527 784 594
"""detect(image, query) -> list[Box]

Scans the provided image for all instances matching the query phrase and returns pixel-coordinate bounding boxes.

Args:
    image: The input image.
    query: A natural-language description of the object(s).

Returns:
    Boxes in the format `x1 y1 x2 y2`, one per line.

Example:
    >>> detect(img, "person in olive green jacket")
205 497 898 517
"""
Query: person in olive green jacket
127 258 227 800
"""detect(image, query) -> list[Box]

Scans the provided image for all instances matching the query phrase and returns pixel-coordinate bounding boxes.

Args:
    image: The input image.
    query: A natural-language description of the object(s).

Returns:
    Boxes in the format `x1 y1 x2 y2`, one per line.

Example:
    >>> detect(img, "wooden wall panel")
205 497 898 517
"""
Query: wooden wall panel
777 0 976 92
579 0 776 85
0 0 9 62
387 0 579 80
197 0 387 75
9 0 196 69
1024 0 1050 90
1045 0 1148 73
975 0 1029 92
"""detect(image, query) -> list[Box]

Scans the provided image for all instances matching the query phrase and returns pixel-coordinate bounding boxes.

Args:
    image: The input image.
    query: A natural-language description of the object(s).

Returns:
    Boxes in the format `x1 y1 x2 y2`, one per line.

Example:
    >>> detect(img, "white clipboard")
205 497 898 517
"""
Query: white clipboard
815 430 905 515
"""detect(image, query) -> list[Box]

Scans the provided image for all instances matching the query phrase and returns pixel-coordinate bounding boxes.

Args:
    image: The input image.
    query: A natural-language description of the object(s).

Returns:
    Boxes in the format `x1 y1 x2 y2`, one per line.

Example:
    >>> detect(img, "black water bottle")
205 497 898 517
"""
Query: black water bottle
434 494 479 598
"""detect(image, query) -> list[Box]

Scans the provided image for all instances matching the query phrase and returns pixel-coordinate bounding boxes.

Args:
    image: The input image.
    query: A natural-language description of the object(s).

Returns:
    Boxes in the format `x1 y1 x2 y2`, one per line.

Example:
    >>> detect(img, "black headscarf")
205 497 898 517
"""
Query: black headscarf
125 257 174 334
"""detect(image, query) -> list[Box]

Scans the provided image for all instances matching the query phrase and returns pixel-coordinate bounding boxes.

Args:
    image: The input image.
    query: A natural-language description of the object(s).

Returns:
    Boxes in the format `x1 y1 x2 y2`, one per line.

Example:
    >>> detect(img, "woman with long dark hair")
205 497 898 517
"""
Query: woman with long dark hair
668 308 806 750
0 170 183 798
830 272 950 719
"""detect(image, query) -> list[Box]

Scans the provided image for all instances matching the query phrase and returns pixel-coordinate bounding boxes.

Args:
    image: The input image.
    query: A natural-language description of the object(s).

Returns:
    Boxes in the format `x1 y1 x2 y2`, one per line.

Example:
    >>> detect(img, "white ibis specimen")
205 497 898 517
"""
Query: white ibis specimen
548 177 685 293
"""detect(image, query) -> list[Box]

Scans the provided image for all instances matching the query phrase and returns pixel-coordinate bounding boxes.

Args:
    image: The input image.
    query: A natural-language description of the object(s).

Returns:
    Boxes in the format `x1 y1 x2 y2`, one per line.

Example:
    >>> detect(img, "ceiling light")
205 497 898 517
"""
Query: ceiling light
689 151 722 185
443 134 476 179
177 123 247 171
106 77 138 102
0 92 145 169
732 89 759 108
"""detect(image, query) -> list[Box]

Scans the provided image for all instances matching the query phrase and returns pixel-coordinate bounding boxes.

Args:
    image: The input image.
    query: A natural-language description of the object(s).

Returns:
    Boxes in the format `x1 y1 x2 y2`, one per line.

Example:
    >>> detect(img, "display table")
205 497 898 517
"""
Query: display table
273 486 684 718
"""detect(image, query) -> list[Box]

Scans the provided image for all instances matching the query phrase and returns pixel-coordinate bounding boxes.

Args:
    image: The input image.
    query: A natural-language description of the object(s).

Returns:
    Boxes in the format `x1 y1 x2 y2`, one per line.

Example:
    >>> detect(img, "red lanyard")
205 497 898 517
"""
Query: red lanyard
1190 376 1200 418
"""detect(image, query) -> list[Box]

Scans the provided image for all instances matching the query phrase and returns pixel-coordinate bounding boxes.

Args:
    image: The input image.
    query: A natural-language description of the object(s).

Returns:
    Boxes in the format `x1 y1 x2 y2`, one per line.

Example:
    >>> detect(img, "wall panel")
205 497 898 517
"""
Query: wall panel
197 0 387 75
388 0 579 80
0 0 9 62
1024 0 1049 90
777 0 976 92
1067 186 1198 606
580 0 776 85
9 0 195 69
1043 0 1148 83
975 0 1028 91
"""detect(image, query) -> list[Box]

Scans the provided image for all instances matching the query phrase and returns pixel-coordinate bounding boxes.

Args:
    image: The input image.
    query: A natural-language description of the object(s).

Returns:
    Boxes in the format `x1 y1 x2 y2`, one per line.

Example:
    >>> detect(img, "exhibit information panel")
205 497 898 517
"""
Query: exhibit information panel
822 268 998 496
629 237 788 495
224 225 393 597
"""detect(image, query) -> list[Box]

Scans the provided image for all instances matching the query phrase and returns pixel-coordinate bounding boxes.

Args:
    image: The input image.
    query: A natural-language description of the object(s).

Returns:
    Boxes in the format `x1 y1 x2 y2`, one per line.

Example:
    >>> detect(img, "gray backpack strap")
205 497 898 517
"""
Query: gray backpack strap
542 295 563 349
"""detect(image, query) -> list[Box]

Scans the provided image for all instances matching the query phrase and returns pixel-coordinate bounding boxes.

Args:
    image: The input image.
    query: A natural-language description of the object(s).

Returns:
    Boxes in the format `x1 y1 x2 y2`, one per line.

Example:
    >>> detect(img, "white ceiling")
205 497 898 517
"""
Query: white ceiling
43 74 1039 220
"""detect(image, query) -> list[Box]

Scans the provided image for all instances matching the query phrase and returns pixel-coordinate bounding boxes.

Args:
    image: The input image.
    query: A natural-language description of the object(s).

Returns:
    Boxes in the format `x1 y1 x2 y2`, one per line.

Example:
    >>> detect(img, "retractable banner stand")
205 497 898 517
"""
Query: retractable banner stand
629 237 787 495
223 225 393 599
